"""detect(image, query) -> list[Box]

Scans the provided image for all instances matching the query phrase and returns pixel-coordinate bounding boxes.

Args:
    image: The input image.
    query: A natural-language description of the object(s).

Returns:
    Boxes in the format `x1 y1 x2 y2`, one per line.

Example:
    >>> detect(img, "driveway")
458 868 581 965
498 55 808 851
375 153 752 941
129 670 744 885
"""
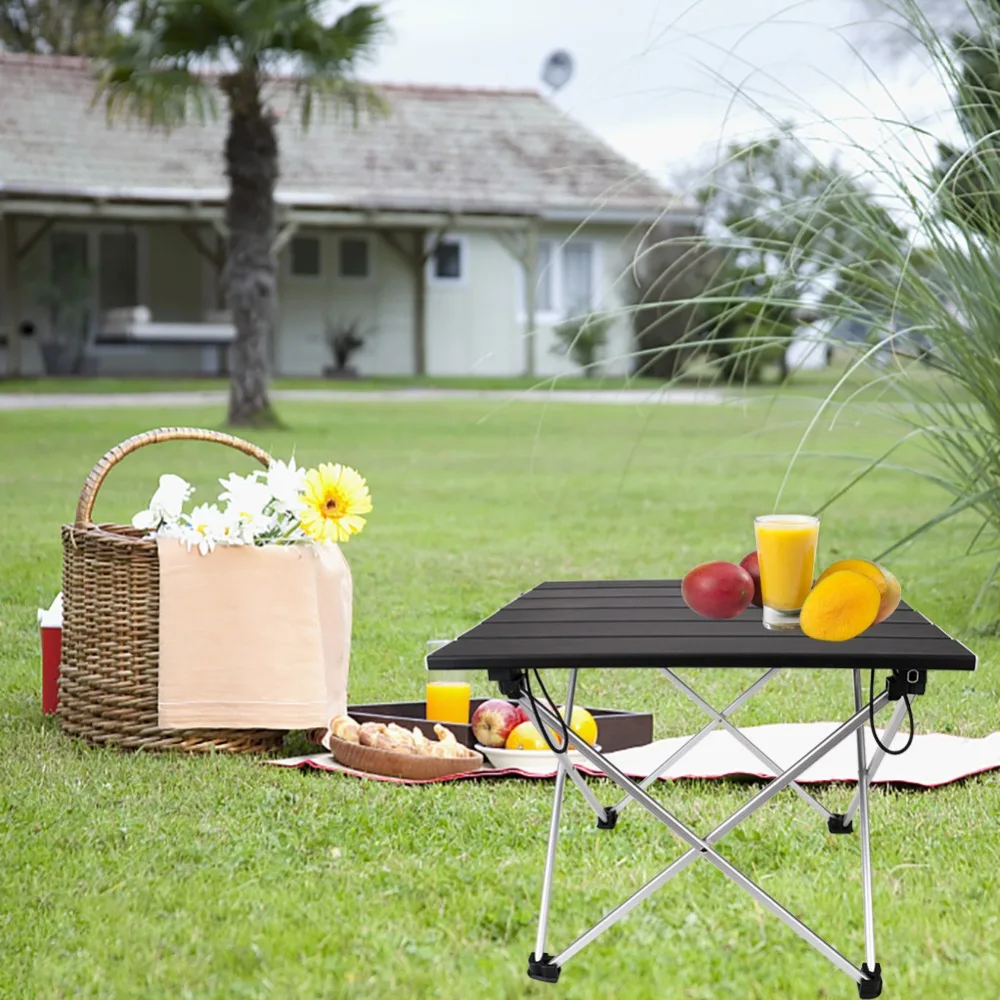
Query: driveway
0 387 725 411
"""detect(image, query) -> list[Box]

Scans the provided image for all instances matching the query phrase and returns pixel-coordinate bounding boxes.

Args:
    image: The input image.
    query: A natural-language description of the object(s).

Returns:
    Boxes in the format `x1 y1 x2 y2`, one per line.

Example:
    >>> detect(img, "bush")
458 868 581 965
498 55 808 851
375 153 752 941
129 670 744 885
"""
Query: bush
551 313 614 377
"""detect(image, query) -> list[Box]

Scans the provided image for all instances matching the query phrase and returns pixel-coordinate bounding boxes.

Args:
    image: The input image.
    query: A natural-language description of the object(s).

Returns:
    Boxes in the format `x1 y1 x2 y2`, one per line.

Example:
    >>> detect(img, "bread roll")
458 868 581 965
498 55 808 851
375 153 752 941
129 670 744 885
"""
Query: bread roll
375 732 406 753
329 715 360 743
433 723 458 745
386 724 416 750
358 722 388 747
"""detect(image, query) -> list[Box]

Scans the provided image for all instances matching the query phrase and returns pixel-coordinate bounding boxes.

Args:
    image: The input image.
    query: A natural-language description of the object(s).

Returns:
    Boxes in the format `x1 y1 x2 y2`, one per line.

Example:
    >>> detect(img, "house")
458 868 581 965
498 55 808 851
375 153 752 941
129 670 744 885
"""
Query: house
0 53 691 379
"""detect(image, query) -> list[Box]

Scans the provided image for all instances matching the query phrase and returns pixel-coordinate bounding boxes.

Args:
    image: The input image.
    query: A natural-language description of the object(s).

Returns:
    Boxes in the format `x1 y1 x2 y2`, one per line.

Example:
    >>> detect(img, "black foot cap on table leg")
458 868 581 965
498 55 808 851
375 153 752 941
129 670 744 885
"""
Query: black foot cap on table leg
828 813 854 835
527 952 561 984
858 962 882 998
597 806 618 830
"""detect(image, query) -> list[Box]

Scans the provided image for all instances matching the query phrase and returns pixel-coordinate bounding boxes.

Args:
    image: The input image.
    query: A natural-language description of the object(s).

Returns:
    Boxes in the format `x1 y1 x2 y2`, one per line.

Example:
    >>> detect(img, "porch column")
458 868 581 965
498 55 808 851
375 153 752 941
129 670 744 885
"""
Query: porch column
413 230 427 376
180 222 230 375
522 224 539 377
378 228 441 377
3 216 22 378
494 219 541 376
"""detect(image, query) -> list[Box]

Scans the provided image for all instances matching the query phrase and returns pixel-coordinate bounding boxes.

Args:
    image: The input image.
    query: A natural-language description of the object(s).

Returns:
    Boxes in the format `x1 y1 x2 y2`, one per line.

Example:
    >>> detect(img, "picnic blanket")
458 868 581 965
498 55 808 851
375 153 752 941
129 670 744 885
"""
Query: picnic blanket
269 722 1000 787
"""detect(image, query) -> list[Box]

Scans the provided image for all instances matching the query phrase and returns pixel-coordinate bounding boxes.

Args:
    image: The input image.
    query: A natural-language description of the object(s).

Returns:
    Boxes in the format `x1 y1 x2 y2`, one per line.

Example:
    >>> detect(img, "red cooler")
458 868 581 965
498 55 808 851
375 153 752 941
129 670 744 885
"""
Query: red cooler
38 593 63 715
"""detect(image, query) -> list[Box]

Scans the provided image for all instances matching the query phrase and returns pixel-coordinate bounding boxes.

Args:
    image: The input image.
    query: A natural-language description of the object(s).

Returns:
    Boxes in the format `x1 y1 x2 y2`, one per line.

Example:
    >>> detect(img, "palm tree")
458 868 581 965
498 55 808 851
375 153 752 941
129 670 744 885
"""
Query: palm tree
97 1 386 425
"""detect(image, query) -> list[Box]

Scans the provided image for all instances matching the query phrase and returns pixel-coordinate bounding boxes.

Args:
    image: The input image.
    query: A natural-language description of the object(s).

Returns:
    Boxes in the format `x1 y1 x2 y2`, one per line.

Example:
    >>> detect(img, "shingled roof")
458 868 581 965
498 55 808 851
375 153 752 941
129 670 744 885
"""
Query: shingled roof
0 52 675 222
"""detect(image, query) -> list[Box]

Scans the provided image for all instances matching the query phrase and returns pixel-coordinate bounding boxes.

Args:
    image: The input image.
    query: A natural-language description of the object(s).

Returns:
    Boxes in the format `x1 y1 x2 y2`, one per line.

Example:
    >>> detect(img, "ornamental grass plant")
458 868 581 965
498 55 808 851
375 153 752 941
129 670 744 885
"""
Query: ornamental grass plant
603 0 1000 622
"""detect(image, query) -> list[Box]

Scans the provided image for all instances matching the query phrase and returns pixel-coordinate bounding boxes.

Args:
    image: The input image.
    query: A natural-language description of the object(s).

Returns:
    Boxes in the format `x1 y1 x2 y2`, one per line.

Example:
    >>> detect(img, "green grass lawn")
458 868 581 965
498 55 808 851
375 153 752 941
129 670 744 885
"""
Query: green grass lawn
0 353 956 406
1 395 998 999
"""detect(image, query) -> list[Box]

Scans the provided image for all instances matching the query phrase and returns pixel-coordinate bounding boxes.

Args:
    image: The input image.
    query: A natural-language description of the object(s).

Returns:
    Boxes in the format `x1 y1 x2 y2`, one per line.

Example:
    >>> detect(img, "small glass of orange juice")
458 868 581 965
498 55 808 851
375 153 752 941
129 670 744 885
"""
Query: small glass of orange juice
425 640 472 724
753 514 820 631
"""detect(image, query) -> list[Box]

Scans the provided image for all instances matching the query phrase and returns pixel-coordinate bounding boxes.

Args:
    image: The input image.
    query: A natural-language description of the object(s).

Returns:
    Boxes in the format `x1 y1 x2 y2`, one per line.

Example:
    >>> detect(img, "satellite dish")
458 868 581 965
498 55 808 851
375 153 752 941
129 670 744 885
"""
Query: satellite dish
541 50 574 93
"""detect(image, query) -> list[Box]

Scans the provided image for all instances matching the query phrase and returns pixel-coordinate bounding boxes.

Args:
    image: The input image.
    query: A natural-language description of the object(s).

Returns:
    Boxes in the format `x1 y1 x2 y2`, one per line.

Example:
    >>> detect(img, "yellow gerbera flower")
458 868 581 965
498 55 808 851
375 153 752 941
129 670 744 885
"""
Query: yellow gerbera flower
299 463 373 543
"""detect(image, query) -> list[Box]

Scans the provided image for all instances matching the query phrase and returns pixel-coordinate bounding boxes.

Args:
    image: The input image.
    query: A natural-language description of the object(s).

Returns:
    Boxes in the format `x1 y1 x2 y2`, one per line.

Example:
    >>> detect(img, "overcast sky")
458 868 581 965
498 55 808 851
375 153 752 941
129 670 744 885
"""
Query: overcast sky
370 0 959 191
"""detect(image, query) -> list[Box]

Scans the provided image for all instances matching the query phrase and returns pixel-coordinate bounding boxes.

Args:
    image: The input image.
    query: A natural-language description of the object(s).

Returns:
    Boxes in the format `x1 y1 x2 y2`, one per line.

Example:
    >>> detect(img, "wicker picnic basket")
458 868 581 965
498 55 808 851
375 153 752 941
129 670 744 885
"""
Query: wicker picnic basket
59 427 286 753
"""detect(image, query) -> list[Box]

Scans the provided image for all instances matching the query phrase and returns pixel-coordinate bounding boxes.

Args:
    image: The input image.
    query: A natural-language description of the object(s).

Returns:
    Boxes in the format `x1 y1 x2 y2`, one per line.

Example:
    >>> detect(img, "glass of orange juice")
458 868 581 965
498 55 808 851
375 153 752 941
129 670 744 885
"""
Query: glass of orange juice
425 640 472 724
753 515 820 631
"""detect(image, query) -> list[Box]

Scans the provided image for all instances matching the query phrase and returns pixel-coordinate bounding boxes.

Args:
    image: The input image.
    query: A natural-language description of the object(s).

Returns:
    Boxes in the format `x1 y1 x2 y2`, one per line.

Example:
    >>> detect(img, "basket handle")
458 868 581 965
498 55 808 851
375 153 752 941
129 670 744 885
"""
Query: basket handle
75 426 273 525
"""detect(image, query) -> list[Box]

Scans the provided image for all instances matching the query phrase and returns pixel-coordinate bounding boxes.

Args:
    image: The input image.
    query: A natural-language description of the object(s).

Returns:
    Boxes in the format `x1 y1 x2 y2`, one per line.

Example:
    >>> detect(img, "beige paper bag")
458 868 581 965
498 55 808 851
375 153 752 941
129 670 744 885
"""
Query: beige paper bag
157 539 352 729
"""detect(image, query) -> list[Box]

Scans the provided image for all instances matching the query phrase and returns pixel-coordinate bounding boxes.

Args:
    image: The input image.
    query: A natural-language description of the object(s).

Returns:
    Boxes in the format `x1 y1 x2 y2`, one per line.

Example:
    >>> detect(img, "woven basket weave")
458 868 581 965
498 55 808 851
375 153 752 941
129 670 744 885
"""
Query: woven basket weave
59 427 286 753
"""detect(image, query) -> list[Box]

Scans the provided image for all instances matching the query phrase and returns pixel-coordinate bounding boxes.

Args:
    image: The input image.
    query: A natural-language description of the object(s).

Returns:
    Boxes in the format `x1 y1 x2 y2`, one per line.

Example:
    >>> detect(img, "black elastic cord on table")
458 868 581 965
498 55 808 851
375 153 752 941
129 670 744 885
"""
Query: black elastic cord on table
870 670 914 756
523 669 572 756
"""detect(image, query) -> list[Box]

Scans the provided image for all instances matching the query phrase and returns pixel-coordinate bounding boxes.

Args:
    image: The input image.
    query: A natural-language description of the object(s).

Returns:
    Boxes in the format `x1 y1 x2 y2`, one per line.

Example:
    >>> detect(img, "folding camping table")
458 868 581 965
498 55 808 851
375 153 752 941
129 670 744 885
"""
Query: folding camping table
426 580 977 998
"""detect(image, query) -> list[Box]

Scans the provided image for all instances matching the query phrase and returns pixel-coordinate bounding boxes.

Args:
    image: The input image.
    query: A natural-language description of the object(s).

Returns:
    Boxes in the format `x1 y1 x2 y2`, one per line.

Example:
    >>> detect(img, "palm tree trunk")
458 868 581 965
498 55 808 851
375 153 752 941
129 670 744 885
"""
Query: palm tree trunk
222 71 279 427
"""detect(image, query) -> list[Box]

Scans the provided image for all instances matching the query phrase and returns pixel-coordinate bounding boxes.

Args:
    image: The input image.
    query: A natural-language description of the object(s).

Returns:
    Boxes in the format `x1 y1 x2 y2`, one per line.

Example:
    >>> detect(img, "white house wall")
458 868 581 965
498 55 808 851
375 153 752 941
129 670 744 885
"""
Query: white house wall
1 216 642 379
424 231 521 376
273 223 639 379
276 229 414 376
419 223 638 379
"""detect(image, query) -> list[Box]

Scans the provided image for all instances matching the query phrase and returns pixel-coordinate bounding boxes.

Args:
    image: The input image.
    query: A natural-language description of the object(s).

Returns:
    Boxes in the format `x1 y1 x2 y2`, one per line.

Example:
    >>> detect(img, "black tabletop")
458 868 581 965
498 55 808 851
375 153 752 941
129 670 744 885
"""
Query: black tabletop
426 580 977 674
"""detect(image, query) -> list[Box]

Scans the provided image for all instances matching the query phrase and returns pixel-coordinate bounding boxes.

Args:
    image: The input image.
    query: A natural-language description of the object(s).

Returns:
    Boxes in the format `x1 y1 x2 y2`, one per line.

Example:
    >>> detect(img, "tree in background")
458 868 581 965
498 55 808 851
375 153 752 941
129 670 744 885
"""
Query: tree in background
97 1 386 426
928 1 1000 238
0 0 124 55
628 219 721 381
690 131 905 382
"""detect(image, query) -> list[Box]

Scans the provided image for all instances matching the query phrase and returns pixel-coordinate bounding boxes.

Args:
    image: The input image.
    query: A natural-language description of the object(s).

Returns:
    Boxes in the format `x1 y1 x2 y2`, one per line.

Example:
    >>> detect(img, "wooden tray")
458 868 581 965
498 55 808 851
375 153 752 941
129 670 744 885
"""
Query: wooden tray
346 700 654 752
324 733 484 780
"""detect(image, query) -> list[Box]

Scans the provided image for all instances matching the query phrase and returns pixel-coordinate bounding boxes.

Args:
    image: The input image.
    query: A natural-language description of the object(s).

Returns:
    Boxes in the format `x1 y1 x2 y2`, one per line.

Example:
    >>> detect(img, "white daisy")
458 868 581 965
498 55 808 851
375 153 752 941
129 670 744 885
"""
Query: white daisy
184 503 226 555
266 457 308 514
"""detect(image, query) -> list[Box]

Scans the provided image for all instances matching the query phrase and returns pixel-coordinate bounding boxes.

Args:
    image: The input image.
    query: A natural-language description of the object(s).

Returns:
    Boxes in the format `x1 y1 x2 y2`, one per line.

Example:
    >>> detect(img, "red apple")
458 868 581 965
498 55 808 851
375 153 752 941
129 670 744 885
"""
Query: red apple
739 551 763 607
682 561 754 619
472 699 525 748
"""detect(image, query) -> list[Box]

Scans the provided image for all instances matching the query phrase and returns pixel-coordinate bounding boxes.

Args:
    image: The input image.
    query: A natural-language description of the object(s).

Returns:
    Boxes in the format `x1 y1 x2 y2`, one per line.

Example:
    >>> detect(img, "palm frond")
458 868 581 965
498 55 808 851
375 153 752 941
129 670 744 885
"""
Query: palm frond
277 3 389 126
96 30 215 127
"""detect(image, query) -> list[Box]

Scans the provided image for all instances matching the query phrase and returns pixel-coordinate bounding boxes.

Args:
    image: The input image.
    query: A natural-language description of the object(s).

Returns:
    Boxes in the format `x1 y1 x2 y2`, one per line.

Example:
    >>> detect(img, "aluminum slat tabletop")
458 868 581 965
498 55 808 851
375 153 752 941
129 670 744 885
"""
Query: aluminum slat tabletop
426 580 977 676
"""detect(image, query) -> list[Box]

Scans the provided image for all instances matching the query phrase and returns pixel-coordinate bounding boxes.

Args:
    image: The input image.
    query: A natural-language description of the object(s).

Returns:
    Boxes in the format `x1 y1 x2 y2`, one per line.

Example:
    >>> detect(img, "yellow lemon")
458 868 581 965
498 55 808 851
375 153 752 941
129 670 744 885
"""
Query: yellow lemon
554 705 599 747
505 721 550 750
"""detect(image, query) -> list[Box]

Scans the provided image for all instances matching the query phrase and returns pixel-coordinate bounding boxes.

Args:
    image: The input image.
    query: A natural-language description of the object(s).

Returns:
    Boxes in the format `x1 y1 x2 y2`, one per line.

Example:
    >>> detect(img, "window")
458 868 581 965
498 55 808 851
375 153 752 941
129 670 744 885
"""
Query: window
50 231 91 340
50 226 145 343
98 232 139 311
431 237 465 282
291 236 321 277
338 237 370 279
517 239 599 317
561 242 595 314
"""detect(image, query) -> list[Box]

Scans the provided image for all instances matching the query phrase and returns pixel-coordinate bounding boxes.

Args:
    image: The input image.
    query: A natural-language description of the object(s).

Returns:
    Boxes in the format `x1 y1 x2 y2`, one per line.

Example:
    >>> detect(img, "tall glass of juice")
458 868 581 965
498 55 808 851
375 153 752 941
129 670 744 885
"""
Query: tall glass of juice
753 515 820 631
424 639 472 724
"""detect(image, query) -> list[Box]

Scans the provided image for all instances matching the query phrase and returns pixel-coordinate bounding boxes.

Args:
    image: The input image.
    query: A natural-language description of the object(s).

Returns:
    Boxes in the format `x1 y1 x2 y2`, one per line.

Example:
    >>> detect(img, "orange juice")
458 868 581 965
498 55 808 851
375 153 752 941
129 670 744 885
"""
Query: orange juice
426 681 472 724
753 515 819 624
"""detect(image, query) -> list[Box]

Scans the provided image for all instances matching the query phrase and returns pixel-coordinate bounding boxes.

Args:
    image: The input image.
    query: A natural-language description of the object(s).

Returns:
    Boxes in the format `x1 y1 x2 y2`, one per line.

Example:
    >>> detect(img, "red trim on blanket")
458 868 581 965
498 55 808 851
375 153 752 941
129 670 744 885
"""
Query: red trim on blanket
267 756 1000 788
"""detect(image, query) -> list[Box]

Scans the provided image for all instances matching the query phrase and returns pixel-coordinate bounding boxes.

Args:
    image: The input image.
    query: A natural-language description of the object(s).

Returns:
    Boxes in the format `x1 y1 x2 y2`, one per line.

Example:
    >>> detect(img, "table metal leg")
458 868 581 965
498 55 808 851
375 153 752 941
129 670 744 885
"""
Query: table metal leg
520 690 891 990
535 669 610 824
529 742 569 981
611 668 780 818
853 670 882 998
526 669 590 983
841 696 910 828
661 668 833 822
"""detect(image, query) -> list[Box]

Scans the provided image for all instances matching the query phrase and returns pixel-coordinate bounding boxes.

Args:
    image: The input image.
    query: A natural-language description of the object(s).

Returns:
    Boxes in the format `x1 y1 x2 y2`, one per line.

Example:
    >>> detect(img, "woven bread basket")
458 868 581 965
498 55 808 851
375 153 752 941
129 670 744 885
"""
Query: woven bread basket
59 427 286 753
325 734 484 780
